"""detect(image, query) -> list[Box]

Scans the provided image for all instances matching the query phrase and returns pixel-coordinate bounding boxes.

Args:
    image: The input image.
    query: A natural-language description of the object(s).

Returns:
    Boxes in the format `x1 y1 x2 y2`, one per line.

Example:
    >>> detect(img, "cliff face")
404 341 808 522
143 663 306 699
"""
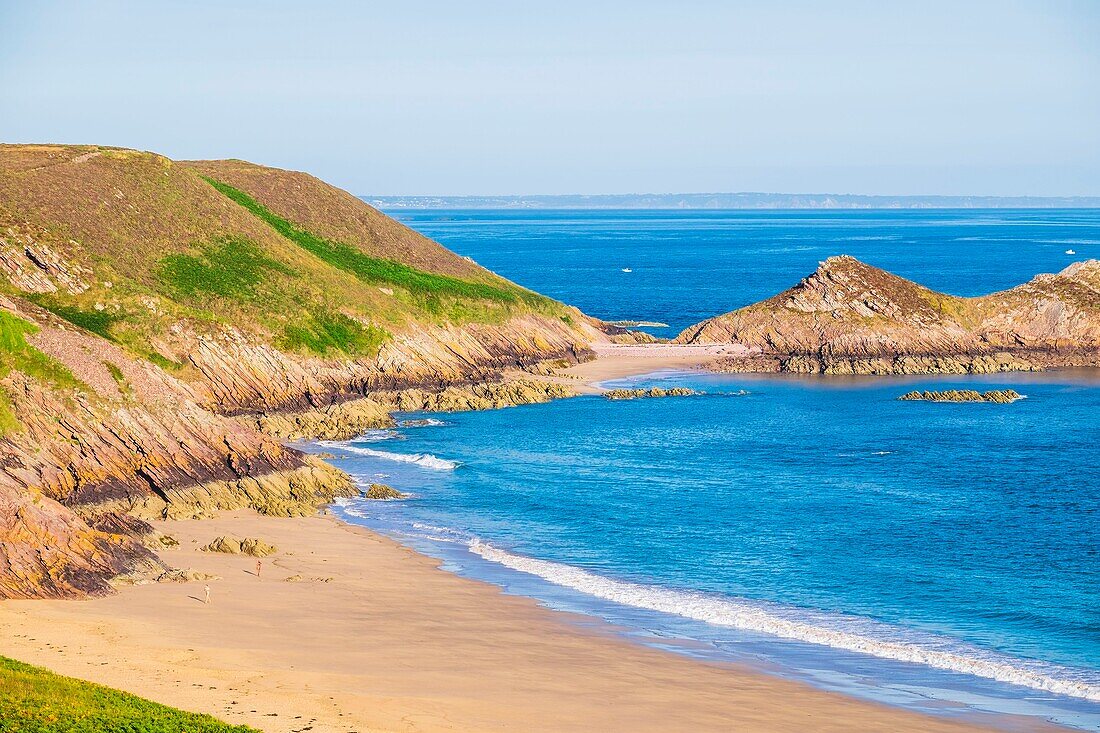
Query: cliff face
677 256 1100 374
0 144 604 599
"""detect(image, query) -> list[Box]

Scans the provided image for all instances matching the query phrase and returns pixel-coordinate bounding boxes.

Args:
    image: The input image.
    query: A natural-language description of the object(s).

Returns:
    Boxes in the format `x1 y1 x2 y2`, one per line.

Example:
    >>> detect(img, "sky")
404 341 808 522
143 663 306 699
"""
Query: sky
1 1 1099 196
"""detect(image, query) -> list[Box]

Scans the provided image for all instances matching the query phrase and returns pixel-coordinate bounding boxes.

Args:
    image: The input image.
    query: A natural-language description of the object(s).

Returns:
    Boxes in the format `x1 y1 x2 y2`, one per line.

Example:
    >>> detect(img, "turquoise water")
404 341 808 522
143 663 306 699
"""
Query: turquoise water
319 210 1100 728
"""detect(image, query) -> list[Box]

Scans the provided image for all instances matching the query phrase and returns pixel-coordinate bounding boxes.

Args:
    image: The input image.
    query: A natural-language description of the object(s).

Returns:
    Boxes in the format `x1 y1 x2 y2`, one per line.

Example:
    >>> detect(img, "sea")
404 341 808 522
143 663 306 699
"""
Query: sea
306 209 1100 730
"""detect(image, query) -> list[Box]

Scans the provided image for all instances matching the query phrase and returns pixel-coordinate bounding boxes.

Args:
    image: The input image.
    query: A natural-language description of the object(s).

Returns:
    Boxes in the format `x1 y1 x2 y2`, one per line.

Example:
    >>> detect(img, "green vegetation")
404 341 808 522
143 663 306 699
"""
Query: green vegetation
147 352 184 371
105 362 132 395
0 655 258 733
202 177 548 311
0 391 20 435
0 310 82 389
157 236 295 301
29 298 118 340
281 307 388 357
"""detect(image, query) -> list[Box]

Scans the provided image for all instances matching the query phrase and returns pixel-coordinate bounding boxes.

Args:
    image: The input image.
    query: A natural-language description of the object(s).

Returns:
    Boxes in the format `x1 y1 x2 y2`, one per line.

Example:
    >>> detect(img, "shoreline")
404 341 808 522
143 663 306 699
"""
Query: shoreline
0 511 1037 733
561 342 738 389
0 348 1079 732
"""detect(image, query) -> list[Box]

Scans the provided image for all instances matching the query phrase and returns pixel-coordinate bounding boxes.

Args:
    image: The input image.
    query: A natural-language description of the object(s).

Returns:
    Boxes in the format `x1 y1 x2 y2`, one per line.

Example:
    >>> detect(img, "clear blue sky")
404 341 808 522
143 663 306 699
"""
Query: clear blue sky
2 1 1098 196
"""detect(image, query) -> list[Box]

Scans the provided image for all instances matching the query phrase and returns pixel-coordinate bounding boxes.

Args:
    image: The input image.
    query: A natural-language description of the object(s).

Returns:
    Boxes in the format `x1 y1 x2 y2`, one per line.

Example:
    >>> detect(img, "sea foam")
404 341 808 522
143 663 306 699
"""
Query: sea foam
469 540 1100 702
320 441 459 470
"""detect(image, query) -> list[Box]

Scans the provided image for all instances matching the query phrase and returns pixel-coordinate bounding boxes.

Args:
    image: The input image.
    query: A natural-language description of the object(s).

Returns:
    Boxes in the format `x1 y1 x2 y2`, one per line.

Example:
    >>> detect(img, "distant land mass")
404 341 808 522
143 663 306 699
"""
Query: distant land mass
365 193 1100 210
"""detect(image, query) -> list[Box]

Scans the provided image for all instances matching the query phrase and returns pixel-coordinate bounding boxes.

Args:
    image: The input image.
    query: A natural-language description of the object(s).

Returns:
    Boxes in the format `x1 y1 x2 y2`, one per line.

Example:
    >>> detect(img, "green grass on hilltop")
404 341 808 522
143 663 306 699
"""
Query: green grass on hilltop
158 235 387 358
157 235 296 301
202 176 552 314
0 655 258 733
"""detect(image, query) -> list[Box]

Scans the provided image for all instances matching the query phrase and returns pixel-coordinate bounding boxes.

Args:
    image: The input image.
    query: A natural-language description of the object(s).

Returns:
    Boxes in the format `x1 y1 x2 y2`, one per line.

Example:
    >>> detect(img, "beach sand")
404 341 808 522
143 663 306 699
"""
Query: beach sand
563 342 744 387
0 510 1040 733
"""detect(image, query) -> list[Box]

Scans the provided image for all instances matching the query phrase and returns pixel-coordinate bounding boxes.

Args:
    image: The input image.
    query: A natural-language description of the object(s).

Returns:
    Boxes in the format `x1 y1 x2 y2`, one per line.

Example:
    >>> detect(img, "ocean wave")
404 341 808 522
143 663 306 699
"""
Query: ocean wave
469 541 1100 701
319 441 459 470
398 418 449 428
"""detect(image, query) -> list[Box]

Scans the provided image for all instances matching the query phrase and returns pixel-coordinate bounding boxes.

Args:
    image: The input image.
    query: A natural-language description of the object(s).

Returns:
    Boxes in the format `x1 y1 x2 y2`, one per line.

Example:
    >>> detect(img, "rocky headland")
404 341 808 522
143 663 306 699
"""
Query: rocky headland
676 255 1100 375
0 144 614 599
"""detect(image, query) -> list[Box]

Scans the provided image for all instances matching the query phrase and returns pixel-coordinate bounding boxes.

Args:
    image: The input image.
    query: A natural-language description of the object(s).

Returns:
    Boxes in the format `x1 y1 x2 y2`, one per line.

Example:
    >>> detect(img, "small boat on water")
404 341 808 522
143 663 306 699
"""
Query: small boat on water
1066 249 1076 255
621 268 632 273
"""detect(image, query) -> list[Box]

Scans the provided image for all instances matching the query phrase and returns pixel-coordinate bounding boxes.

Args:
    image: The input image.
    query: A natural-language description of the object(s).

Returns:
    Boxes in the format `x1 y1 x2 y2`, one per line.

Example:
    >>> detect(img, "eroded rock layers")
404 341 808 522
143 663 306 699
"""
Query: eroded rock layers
677 256 1100 374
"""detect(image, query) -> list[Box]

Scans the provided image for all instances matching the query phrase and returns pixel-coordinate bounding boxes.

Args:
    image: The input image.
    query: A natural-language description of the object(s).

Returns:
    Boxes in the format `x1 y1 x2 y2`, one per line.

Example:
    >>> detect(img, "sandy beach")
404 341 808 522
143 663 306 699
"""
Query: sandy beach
563 342 744 387
0 506 1044 733
0 349 1066 732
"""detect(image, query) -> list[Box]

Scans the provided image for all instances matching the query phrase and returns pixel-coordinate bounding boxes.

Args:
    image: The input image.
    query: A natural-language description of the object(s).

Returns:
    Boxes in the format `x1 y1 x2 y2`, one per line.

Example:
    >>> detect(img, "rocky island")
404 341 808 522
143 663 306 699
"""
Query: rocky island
603 387 700 400
676 255 1100 375
898 389 1023 403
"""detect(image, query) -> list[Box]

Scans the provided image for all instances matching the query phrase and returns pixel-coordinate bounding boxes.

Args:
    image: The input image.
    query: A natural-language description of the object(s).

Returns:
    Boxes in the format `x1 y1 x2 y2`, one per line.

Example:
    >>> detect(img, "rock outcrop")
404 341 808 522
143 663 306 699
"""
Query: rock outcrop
898 389 1023 403
677 256 1100 374
365 483 405 500
202 535 278 557
603 387 700 400
241 378 577 441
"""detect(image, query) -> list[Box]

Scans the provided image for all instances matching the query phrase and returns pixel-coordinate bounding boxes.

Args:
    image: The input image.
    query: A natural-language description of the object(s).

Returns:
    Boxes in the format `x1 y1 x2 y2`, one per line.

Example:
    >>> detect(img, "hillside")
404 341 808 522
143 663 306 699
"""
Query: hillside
0 143 605 598
676 255 1100 374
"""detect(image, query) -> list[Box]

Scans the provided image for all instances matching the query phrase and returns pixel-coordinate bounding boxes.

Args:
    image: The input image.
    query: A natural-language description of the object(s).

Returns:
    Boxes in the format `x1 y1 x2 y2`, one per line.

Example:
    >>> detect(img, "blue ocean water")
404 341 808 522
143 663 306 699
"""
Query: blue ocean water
389 208 1100 337
317 210 1100 729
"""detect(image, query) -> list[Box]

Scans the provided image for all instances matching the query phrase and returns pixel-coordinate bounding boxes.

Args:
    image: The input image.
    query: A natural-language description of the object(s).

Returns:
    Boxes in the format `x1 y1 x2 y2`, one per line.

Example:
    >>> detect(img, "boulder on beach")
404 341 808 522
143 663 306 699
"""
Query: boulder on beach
201 535 278 557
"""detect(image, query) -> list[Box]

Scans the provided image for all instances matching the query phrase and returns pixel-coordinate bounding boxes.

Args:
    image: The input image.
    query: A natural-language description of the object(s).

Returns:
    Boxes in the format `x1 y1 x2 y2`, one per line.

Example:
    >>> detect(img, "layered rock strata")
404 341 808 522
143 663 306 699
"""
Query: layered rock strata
677 256 1100 375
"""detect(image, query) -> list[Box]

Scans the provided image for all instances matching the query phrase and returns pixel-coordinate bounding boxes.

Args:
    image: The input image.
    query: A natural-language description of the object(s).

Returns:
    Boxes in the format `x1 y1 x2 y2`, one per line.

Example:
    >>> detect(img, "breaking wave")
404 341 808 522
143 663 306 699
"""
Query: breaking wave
468 541 1100 702
319 441 459 470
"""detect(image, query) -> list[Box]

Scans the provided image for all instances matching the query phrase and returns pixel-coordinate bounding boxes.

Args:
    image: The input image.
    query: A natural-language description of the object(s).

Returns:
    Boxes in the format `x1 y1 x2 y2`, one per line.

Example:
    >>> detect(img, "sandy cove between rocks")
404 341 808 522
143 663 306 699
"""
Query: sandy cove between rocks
0 347 1057 733
560 342 744 389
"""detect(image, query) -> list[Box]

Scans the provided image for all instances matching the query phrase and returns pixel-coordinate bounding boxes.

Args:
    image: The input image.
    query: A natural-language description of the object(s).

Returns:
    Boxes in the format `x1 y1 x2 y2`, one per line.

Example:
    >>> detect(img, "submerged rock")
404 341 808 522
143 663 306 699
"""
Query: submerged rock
604 387 700 400
898 389 1023 403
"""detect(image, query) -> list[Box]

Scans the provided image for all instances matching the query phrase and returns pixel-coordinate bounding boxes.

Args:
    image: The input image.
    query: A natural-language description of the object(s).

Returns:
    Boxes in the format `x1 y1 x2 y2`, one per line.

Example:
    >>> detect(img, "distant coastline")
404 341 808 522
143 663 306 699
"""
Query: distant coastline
364 193 1100 210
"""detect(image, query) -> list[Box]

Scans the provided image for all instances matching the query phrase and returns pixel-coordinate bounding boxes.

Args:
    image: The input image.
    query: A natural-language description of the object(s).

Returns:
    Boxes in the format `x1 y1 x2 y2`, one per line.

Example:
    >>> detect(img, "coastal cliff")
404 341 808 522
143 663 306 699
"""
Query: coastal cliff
0 144 605 598
676 255 1100 374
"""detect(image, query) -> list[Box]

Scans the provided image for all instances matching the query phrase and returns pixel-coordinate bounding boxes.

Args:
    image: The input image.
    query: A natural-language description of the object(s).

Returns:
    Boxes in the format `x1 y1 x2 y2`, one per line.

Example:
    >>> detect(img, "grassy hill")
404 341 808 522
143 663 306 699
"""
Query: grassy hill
0 145 576 373
0 143 601 600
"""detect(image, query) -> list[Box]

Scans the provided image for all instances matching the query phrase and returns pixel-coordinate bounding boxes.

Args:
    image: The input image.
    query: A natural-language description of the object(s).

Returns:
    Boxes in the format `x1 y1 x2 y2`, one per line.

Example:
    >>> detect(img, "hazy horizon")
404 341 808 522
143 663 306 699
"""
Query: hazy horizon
366 191 1100 210
3 2 1099 197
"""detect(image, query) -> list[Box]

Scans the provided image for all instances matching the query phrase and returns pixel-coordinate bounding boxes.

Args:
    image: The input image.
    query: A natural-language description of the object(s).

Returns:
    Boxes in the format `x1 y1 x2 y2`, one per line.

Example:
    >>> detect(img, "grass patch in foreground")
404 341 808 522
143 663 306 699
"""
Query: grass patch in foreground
0 655 258 733
202 176 543 308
